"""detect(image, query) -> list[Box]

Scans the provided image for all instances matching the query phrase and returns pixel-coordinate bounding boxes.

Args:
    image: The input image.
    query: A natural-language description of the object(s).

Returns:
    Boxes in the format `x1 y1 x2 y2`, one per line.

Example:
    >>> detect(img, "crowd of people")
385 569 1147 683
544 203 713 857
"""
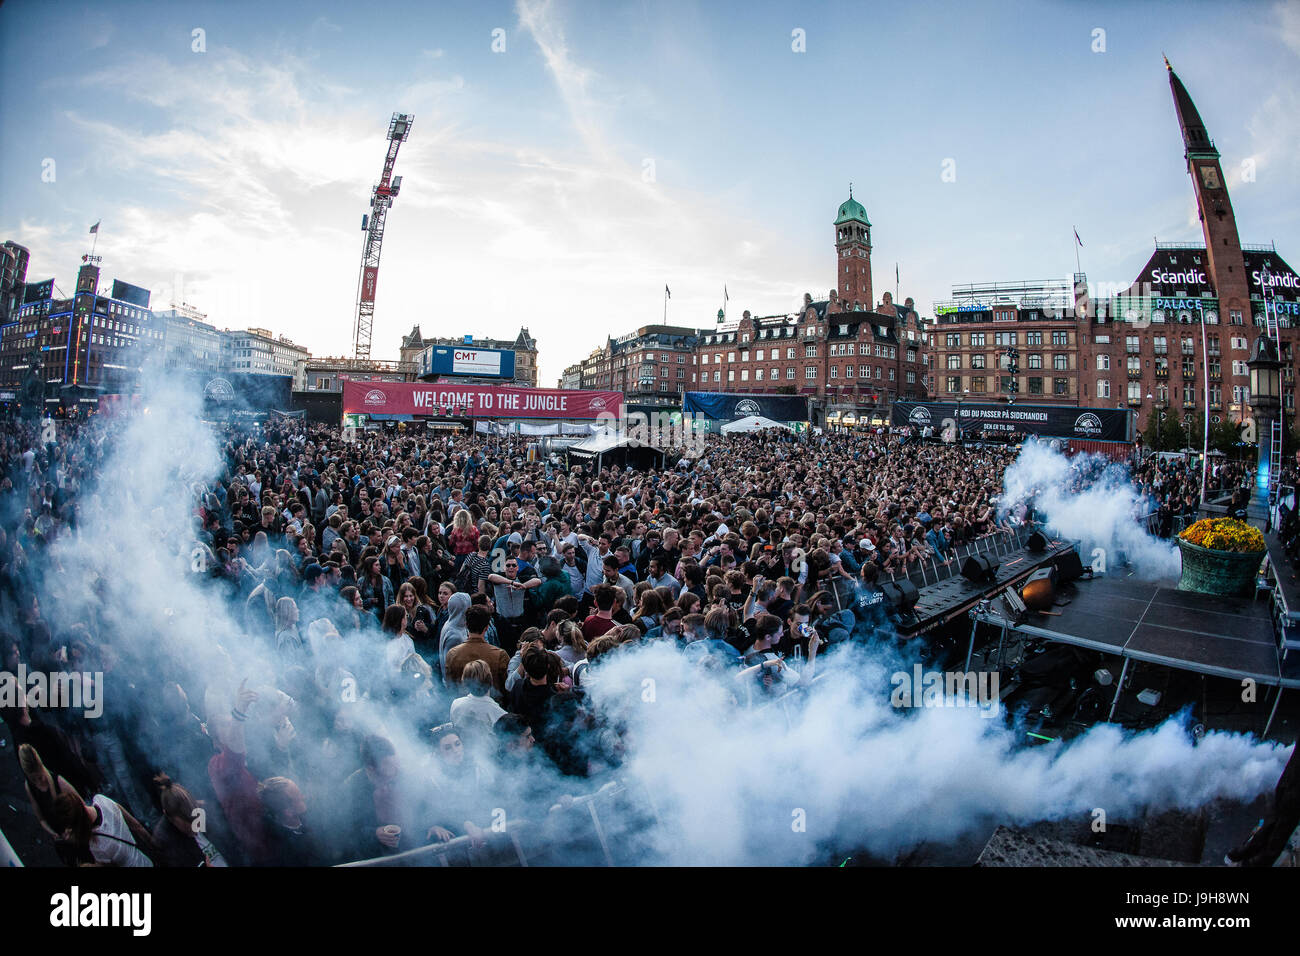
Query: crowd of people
0 410 1275 866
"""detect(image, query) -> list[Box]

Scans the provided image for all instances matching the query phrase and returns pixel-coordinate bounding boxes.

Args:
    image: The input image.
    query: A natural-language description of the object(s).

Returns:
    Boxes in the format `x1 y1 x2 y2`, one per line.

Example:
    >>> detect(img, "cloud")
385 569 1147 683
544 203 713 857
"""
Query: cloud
8 9 827 382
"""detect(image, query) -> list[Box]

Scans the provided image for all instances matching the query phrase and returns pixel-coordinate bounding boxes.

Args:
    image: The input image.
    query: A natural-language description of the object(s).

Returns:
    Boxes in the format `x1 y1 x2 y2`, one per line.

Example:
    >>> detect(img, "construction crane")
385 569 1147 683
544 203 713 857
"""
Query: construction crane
352 112 413 360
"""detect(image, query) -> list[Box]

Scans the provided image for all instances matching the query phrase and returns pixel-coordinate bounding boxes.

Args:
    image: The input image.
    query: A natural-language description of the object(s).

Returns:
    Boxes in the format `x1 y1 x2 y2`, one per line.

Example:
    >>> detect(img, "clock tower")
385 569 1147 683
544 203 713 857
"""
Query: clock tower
834 186 872 309
1166 58 1249 320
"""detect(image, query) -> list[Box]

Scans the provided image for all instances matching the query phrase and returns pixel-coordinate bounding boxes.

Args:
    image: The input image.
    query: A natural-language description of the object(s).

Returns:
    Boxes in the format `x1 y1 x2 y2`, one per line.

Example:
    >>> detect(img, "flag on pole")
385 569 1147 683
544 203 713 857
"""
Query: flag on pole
724 285 729 303
1073 227 1083 247
664 284 671 299
895 263 899 284
89 221 100 235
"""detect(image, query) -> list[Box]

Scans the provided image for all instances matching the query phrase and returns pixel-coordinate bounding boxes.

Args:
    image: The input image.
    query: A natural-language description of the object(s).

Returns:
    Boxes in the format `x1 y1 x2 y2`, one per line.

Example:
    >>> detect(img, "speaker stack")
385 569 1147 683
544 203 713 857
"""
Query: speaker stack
960 554 1000 584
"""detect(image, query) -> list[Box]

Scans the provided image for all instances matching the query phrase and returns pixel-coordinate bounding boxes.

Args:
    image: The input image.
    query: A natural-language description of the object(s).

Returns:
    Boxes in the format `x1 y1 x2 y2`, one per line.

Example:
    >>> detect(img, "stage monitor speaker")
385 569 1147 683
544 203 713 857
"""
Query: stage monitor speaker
1051 549 1086 583
1021 566 1058 611
961 554 1000 584
1026 530 1048 552
880 579 919 614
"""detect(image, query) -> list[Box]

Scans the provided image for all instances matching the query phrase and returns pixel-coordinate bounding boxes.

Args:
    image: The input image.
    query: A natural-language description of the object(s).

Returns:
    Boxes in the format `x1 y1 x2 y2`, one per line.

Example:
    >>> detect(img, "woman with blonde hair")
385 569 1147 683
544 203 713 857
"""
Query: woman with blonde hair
19 743 79 843
449 508 478 562
555 620 587 668
274 597 303 658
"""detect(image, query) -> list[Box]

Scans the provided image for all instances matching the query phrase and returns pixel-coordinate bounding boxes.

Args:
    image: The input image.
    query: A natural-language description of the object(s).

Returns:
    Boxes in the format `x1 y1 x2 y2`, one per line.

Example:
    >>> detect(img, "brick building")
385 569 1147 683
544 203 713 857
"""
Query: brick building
928 61 1300 438
579 325 697 408
688 190 929 427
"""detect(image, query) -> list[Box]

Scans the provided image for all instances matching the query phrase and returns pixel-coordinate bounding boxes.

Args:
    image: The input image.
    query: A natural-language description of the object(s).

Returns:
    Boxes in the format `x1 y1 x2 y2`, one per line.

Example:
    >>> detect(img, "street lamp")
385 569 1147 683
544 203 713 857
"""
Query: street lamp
955 388 968 446
1248 335 1282 507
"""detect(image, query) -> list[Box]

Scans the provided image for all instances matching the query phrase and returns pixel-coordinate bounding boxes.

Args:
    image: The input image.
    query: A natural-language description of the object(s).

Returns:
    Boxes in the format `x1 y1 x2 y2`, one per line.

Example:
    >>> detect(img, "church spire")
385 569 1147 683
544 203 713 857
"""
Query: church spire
1166 57 1216 158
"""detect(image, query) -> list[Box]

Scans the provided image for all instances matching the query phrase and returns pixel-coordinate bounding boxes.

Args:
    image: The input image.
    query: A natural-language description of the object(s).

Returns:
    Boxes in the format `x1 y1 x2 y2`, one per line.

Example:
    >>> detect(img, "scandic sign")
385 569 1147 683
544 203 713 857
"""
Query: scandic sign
342 380 623 419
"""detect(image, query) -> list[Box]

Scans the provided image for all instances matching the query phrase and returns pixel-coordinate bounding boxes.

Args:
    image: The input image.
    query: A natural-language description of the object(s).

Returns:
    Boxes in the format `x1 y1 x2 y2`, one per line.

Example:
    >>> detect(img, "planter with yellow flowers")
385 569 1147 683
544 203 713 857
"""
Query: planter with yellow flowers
1176 517 1267 598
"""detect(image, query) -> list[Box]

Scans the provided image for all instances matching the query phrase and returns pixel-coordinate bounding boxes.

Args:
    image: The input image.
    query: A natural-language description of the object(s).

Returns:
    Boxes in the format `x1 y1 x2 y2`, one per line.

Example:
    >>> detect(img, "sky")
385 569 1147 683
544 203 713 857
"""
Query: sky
2 0 1299 386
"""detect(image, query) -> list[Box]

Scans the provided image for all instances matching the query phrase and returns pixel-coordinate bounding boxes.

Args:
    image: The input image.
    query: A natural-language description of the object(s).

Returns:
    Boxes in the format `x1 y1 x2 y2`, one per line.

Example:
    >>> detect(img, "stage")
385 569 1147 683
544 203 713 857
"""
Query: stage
966 573 1300 736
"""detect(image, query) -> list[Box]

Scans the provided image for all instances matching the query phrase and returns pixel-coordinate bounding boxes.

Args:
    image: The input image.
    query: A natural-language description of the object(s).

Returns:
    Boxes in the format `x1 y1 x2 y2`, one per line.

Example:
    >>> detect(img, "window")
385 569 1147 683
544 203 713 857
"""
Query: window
946 354 961 369
740 351 749 362
1232 360 1247 376
740 369 748 381
845 365 854 378
1128 382 1141 402
1184 385 1196 404
1028 377 1044 395
1027 353 1043 369
1054 378 1069 395
1126 335 1141 353
994 332 1016 346
947 376 961 392
1230 310 1243 325
1231 336 1248 351
1097 379 1111 398
859 365 869 377
829 366 838 379
1026 331 1043 346
786 367 795 379
1096 354 1110 370
889 368 896 381
1052 331 1068 346
971 376 986 393
1182 337 1195 355
714 353 721 364
971 354 987 369
1051 354 1067 370
786 347 795 359
906 371 916 384
771 367 779 379
728 370 735 382
713 370 721 382
755 368 764 381
1153 335 1167 355
756 348 764 361
728 352 735 362
970 332 986 347
804 344 818 358
946 333 961 348
875 367 882 379
805 366 817 380
1127 356 1141 373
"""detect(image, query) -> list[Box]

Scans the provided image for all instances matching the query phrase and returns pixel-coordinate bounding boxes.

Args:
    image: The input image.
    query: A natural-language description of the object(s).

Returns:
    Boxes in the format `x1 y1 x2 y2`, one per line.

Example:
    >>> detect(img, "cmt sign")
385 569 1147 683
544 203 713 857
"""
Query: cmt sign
422 345 516 380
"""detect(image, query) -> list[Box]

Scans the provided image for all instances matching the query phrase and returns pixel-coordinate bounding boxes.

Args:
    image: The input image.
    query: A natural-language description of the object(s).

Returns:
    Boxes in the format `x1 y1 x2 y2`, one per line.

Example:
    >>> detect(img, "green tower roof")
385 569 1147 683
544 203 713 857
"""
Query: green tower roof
834 193 870 227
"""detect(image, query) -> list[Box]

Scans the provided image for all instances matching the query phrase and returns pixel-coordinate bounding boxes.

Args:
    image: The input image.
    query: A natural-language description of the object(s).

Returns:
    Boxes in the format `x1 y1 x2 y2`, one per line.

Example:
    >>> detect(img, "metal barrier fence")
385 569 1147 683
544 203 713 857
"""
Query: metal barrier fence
827 524 1042 610
337 780 655 868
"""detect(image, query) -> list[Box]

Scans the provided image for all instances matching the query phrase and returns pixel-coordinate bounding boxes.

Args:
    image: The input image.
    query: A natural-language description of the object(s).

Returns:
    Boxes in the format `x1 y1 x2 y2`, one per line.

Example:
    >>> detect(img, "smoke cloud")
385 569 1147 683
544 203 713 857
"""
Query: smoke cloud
999 441 1180 578
12 375 1286 867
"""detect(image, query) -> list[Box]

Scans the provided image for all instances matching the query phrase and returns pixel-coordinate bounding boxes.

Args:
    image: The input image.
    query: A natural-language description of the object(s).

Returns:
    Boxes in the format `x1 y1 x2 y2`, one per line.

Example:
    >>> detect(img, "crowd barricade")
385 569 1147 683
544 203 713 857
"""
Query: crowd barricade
337 781 657 868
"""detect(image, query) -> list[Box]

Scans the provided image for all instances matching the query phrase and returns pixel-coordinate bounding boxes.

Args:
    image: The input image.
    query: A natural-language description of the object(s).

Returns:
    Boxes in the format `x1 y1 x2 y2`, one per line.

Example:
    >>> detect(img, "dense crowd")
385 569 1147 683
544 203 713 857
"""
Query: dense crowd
0 412 1261 866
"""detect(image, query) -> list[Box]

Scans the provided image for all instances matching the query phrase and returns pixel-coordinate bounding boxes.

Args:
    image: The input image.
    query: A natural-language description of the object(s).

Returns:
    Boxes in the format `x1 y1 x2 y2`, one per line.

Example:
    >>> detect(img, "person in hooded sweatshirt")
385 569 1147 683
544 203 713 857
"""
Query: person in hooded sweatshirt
437 591 473 681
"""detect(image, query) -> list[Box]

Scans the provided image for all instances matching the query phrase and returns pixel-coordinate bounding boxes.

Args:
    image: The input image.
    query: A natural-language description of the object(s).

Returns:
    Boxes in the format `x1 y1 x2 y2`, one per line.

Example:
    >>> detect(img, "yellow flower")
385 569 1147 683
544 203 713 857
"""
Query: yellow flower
1179 517 1265 553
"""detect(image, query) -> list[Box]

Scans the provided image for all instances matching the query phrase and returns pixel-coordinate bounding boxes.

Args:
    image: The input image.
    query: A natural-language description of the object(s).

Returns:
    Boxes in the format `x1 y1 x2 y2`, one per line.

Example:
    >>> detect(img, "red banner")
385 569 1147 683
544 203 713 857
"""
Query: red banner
360 266 378 304
342 380 623 420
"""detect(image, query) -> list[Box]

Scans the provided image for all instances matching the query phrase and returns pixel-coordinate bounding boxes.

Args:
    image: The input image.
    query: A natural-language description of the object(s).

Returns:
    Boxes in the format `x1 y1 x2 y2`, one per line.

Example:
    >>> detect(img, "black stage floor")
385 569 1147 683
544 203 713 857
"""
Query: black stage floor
902 538 1079 635
977 573 1300 689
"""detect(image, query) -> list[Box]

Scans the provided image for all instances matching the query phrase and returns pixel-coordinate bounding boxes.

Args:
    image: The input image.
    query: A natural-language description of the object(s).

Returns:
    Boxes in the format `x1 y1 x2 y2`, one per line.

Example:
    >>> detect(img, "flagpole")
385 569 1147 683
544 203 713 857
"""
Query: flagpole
1073 226 1081 276
664 285 668 324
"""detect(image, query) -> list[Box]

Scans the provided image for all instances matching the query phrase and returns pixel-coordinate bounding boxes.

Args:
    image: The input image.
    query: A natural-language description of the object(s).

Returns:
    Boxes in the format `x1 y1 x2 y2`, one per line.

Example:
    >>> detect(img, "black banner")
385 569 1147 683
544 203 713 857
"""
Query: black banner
891 401 1131 442
683 391 810 423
